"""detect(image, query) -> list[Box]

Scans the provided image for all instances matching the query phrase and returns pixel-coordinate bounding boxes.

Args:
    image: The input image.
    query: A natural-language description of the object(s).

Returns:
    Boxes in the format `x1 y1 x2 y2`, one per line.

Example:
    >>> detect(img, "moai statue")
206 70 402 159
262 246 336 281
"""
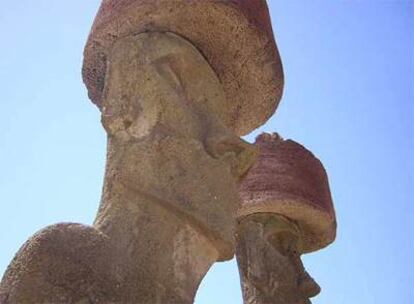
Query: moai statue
236 133 337 304
0 1 284 303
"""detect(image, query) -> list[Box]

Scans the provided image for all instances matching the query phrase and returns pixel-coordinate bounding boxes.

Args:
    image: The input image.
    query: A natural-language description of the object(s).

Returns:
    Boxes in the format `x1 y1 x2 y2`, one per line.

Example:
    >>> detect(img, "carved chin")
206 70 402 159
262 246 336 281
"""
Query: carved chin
119 136 239 259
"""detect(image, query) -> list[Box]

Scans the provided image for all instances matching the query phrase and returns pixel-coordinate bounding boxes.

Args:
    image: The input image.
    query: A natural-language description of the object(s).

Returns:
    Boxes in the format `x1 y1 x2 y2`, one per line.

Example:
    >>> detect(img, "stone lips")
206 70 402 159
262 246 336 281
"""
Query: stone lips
239 133 337 253
82 0 284 136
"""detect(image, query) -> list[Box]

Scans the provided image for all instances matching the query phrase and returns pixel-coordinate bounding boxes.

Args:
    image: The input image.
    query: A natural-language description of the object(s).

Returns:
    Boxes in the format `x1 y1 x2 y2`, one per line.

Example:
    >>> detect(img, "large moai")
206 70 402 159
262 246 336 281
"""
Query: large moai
0 1 336 304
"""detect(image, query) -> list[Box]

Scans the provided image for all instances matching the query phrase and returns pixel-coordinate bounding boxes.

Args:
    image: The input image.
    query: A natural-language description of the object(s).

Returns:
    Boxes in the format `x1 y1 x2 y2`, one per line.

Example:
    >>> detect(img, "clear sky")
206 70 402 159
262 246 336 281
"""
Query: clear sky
0 1 412 303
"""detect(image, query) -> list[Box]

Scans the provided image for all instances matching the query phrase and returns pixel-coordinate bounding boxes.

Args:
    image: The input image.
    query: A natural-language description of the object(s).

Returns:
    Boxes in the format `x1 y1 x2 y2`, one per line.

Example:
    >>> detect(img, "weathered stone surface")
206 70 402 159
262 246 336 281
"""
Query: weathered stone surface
83 0 284 136
98 32 257 260
0 224 120 303
0 32 258 303
236 214 321 304
238 133 336 253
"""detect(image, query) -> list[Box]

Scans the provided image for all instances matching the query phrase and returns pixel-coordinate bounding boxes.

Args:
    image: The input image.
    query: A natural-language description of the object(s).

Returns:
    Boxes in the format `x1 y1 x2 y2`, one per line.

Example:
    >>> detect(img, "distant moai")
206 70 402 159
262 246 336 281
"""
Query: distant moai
236 133 336 303
0 1 335 304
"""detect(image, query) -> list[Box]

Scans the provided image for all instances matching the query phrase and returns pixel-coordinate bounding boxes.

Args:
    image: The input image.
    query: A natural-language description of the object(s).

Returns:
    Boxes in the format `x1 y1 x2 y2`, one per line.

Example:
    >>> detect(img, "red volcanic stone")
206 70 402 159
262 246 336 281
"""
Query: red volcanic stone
82 0 284 136
239 133 337 253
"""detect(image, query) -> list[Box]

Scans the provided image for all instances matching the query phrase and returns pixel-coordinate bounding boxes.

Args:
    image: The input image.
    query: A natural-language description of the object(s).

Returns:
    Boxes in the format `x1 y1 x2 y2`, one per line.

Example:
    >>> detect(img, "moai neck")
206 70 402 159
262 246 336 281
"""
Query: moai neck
94 171 218 303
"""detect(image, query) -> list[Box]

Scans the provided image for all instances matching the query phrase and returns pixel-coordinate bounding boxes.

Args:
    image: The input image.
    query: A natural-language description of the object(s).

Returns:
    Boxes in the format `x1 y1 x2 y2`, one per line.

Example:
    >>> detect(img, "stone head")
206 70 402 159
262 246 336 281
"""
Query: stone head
236 214 321 303
99 32 258 260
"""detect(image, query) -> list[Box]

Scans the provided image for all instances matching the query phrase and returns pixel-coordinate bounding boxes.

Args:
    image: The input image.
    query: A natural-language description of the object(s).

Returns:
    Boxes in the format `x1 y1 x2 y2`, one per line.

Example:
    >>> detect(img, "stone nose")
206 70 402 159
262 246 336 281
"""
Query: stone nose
204 127 258 179
298 271 321 299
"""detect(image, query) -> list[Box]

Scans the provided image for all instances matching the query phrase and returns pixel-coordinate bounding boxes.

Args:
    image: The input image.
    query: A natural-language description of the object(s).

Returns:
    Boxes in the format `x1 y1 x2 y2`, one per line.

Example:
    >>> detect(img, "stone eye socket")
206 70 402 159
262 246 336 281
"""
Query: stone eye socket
267 231 300 257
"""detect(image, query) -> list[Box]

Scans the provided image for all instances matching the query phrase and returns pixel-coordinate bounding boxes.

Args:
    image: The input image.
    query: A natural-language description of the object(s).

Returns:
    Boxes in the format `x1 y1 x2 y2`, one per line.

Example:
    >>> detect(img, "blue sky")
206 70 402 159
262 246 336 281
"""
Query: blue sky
0 1 412 303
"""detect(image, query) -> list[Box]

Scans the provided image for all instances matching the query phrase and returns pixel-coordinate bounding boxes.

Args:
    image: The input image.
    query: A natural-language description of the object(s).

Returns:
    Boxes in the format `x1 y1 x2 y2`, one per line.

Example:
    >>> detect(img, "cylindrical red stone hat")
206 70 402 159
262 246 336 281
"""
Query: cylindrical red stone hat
239 133 337 253
82 0 284 136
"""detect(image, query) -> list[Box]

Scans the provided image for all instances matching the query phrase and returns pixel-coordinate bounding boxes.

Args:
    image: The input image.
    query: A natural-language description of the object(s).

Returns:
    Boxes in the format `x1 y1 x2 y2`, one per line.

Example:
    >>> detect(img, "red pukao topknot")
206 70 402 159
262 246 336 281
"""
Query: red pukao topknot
239 133 337 253
82 0 284 136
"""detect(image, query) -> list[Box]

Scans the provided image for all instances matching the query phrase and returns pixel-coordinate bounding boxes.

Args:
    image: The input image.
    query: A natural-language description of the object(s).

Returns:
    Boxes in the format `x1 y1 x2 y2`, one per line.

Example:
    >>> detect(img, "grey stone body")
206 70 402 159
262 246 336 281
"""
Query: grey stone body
0 33 257 304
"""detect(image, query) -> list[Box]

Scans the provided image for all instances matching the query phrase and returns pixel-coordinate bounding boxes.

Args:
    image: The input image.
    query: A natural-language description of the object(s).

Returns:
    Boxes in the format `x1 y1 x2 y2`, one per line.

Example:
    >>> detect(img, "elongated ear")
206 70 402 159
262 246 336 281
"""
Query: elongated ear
100 36 163 141
101 99 161 142
100 108 132 142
